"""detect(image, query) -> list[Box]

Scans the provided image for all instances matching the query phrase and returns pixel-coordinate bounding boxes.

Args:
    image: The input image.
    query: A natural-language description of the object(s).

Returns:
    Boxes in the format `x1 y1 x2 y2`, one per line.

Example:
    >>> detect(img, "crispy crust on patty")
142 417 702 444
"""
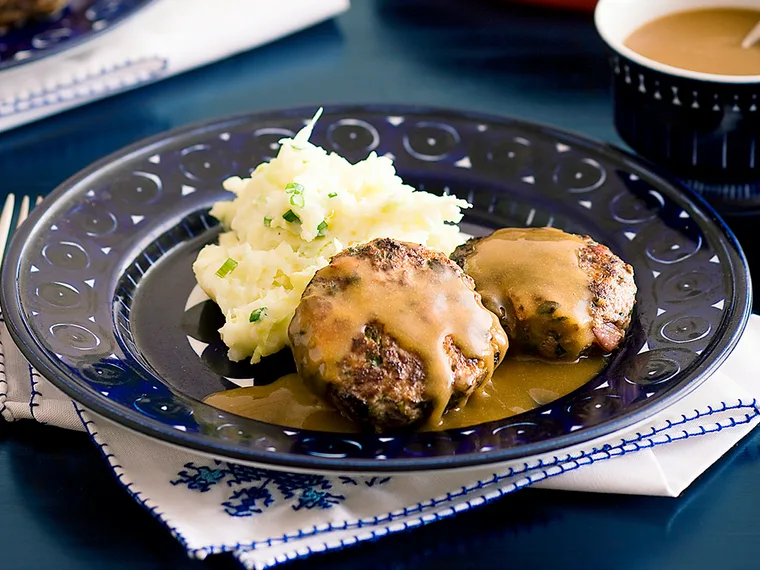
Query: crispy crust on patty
289 238 506 432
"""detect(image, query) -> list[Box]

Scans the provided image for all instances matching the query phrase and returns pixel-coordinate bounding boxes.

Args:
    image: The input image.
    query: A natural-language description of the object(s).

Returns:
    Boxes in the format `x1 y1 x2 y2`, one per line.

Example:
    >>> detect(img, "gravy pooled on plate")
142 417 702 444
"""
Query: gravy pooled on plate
624 9 760 76
204 355 606 433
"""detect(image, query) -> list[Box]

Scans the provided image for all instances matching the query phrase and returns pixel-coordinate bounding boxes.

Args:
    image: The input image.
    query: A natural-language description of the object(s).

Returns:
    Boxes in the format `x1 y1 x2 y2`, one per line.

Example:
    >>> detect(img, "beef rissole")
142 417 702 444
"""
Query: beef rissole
451 227 636 360
288 238 508 432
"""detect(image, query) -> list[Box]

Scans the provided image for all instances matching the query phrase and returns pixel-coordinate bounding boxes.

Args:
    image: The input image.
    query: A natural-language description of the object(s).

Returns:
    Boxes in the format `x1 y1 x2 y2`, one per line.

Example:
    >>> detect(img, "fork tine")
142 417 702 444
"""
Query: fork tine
0 194 16 268
36 195 43 206
16 195 29 229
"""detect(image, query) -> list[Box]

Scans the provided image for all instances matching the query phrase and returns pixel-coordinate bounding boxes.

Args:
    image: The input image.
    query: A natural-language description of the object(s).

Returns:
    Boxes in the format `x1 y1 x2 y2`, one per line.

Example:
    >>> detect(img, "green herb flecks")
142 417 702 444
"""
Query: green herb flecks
263 216 272 227
537 301 560 315
328 192 338 198
316 220 328 237
282 209 301 223
364 325 381 343
285 182 305 208
368 353 383 367
215 258 238 278
249 307 267 322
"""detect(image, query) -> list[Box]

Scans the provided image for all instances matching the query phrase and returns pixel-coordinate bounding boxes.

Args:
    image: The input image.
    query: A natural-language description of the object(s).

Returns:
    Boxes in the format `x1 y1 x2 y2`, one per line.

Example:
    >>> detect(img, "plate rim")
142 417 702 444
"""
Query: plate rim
1 103 753 472
0 0 158 72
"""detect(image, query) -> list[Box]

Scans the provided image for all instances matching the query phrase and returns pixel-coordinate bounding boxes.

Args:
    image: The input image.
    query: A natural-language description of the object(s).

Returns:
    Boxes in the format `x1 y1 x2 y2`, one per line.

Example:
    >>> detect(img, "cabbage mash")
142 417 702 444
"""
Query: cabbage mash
193 109 471 363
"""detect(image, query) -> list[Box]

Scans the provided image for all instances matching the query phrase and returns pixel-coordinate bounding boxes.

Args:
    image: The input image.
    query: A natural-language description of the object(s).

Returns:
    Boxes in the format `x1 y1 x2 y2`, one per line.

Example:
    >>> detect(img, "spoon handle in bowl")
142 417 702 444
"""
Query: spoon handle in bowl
741 21 760 49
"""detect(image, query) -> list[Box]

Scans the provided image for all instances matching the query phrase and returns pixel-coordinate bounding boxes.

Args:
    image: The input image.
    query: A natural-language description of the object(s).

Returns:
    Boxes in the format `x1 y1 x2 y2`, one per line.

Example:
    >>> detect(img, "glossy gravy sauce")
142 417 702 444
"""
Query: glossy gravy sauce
288 246 507 428
624 9 760 76
204 355 605 432
461 227 595 359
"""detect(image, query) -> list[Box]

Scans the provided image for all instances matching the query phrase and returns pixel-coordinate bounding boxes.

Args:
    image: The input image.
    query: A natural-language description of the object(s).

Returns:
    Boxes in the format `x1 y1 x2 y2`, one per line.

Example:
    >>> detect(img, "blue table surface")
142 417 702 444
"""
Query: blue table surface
2 1 760 569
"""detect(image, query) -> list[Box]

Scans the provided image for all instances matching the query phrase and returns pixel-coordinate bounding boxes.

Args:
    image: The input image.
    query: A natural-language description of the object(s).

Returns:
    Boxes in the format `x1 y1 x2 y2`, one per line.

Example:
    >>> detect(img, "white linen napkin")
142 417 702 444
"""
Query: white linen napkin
2 315 759 569
0 0 350 134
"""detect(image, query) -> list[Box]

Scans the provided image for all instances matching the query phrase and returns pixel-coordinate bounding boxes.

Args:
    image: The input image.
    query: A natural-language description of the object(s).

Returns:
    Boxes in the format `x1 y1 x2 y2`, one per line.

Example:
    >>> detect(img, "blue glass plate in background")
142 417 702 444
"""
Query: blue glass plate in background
0 105 752 473
0 0 154 70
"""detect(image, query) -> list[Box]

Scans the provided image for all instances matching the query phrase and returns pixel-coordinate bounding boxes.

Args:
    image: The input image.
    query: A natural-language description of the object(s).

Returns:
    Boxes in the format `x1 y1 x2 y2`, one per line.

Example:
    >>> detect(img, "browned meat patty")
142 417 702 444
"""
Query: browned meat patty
578 239 637 352
451 227 636 359
288 237 508 432
0 0 66 27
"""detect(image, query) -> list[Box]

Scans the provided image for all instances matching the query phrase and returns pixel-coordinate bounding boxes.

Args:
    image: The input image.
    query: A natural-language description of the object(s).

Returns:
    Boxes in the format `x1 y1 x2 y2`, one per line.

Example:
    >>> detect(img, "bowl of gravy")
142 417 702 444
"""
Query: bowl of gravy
595 0 760 214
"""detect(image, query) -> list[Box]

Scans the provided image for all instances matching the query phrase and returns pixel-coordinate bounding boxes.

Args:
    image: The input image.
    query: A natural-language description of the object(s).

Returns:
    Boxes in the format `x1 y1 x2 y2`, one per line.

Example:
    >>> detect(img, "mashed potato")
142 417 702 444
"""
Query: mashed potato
193 109 470 363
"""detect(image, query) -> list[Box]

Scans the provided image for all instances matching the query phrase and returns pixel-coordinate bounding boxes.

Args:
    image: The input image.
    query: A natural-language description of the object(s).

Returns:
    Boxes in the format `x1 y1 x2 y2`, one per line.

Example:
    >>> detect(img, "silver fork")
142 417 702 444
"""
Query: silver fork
0 194 44 268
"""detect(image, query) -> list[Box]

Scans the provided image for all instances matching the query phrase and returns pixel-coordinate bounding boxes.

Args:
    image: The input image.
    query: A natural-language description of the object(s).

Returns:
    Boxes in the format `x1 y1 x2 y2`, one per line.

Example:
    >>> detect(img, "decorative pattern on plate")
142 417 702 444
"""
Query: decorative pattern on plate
1 106 751 472
0 0 154 70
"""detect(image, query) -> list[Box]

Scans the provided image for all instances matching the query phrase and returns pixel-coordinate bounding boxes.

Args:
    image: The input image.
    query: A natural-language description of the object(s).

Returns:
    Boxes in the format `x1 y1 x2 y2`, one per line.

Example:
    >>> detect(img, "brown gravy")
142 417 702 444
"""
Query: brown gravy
460 227 594 360
203 355 605 432
624 9 760 76
288 242 507 428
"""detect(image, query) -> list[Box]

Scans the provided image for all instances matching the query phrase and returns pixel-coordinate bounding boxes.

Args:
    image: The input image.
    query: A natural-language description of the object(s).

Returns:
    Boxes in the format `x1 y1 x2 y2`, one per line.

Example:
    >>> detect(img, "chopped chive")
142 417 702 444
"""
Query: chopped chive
328 192 338 198
283 209 301 223
263 216 272 227
291 144 304 151
316 220 328 237
215 258 238 278
537 301 560 315
285 182 306 208
249 307 267 322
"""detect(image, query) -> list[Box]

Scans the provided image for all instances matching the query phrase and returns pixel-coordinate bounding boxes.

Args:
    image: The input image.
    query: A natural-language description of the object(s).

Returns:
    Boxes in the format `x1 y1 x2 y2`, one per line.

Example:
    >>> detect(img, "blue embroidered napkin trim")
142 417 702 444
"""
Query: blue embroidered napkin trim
0 56 168 118
72 399 760 564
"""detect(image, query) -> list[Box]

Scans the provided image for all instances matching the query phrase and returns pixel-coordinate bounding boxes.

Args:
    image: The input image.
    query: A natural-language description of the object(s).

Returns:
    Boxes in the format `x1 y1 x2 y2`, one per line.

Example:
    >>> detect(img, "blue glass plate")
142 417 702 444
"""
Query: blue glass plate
1 105 752 473
0 0 154 70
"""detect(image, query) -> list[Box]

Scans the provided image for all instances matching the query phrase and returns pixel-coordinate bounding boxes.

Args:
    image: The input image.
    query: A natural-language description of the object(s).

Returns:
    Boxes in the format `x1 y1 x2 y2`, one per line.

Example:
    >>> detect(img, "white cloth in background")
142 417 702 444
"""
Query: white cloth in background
2 316 760 568
0 313 83 430
0 0 350 133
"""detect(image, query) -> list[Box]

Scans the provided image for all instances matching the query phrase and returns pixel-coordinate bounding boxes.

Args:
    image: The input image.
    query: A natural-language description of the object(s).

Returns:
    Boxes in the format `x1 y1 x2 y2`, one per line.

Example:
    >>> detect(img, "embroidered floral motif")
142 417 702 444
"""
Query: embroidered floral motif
295 486 344 511
171 462 372 516
222 463 267 487
272 473 335 499
223 486 275 517
339 475 392 488
364 476 392 488
171 461 226 492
